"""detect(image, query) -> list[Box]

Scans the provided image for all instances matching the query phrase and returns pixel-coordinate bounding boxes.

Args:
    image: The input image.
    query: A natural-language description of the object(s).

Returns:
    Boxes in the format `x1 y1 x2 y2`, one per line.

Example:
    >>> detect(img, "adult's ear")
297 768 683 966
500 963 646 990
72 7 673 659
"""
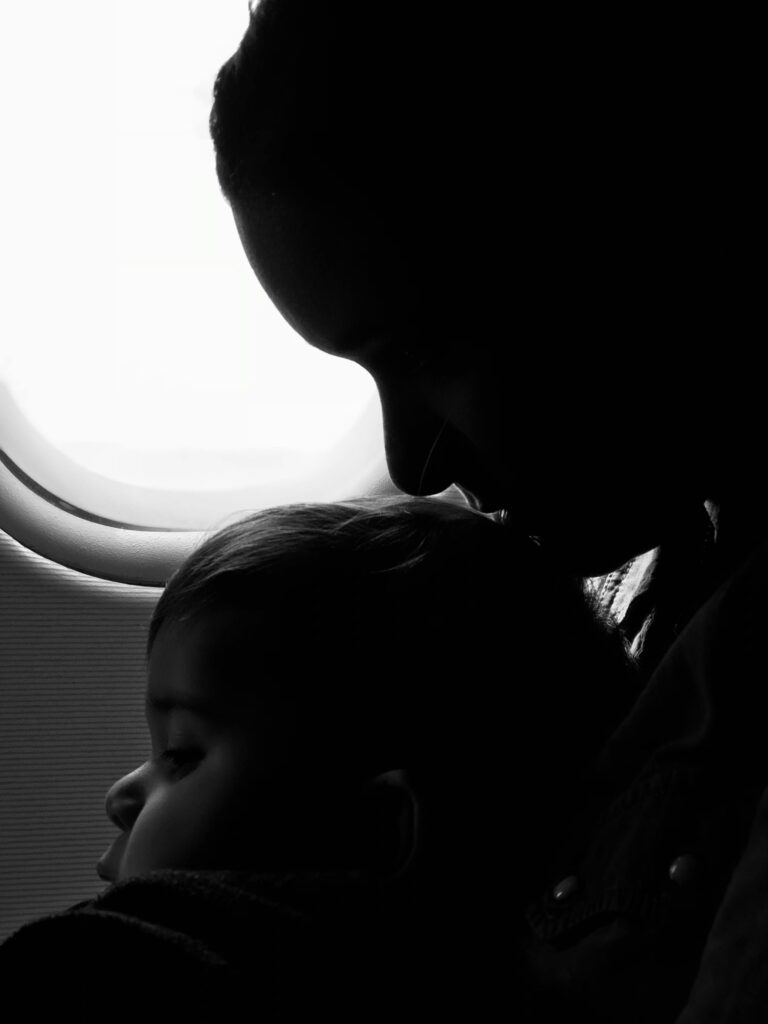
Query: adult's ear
360 768 420 880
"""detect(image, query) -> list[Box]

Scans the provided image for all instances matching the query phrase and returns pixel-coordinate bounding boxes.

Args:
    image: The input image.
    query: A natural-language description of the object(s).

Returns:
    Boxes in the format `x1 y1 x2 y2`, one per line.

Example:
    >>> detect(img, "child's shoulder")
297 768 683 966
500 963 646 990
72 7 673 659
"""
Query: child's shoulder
0 868 401 1016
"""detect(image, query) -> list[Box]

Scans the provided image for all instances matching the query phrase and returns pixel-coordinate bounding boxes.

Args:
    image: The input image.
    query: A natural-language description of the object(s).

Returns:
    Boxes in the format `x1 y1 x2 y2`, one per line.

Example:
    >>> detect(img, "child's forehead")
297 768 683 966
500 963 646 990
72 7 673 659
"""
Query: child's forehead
147 607 281 712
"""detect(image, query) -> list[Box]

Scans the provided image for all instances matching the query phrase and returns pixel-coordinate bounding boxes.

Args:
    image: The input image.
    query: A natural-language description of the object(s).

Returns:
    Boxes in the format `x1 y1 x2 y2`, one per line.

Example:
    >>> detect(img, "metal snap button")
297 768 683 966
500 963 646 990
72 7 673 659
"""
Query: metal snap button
668 854 698 886
552 875 579 901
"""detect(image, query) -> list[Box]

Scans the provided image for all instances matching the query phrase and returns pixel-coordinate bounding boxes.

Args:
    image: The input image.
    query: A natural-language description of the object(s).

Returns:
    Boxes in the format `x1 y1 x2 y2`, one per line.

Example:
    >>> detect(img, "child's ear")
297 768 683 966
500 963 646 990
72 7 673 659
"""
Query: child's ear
360 768 420 880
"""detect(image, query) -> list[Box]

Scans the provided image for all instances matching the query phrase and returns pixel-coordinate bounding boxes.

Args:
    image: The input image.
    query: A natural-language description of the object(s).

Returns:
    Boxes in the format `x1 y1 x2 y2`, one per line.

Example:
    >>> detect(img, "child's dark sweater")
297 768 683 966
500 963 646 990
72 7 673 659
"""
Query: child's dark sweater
0 867 499 1019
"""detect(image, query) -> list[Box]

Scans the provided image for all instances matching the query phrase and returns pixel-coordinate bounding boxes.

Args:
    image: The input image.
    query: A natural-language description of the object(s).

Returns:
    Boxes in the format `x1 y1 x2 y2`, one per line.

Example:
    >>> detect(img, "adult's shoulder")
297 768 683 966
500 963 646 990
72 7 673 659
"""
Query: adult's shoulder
700 536 768 633
657 535 768 714
518 540 768 1022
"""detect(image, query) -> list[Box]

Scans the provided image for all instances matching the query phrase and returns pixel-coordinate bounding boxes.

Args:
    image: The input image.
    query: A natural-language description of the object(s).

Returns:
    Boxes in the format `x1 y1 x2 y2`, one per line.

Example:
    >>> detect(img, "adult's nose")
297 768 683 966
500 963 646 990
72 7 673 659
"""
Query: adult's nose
104 763 148 832
376 379 459 497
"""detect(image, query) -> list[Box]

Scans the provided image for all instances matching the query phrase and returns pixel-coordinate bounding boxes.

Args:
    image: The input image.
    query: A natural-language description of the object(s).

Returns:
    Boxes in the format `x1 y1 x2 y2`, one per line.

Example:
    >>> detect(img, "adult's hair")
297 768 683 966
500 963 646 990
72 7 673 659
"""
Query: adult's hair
209 2 757 337
210 0 467 211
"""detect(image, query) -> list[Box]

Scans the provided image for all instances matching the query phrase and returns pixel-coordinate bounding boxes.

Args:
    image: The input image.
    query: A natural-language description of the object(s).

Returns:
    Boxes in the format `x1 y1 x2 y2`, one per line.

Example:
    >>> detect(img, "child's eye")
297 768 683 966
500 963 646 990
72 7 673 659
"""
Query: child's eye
158 748 203 777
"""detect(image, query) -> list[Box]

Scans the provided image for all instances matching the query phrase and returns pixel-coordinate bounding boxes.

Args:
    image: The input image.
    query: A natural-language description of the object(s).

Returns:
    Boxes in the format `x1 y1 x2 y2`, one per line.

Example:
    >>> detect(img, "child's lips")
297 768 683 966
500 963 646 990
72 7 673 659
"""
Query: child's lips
96 858 114 883
96 835 126 883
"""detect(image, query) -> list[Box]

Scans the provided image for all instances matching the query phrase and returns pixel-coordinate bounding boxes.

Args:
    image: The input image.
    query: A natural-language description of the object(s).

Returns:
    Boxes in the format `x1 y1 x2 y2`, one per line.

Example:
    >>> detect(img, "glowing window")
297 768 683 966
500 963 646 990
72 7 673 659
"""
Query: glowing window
0 2 387 530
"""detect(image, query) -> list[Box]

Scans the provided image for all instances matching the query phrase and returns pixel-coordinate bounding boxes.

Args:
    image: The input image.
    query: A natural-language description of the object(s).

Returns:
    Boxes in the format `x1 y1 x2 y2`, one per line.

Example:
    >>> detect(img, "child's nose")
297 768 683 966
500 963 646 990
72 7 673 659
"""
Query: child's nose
104 764 148 832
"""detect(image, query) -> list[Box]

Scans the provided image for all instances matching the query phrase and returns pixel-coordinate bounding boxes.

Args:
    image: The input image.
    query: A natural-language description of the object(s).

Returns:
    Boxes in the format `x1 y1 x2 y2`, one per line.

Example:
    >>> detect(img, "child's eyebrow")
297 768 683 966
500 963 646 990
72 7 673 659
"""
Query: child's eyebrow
145 693 219 717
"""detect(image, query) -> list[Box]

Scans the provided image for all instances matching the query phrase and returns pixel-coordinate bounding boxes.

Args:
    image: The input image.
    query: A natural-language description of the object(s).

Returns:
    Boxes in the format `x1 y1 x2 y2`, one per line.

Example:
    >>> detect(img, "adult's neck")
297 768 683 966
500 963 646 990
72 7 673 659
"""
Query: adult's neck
703 403 765 577
706 490 767 583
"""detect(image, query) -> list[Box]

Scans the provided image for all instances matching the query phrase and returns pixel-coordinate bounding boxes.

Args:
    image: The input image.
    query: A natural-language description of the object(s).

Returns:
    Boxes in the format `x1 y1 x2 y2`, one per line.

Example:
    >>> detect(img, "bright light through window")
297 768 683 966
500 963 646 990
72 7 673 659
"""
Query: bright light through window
0 3 386 523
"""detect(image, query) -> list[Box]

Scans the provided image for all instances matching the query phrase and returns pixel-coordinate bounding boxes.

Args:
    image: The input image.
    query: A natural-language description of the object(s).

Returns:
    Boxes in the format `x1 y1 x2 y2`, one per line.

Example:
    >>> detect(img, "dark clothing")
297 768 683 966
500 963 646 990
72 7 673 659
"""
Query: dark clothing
0 867 498 1019
521 523 768 1022
0 869 398 1017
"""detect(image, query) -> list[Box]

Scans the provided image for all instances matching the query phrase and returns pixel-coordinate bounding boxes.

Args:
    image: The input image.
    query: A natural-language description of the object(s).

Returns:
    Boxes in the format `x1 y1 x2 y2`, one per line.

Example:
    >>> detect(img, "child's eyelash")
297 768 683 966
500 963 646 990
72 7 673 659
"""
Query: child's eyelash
159 748 202 774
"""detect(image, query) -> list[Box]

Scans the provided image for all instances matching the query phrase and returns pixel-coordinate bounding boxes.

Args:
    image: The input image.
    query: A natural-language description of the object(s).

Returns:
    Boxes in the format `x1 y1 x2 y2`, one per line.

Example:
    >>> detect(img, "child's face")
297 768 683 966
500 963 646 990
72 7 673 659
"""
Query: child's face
97 608 342 884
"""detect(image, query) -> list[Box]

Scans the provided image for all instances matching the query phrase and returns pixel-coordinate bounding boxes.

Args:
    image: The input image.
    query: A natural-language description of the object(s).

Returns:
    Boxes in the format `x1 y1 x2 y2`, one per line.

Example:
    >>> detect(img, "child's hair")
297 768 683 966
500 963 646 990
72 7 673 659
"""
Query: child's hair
149 496 515 654
148 496 634 803
149 497 531 771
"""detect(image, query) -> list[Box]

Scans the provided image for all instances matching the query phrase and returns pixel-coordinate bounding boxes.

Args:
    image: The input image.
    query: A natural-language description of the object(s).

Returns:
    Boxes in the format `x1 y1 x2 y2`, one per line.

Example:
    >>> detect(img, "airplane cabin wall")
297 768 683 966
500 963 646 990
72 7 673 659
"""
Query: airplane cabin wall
0 528 158 942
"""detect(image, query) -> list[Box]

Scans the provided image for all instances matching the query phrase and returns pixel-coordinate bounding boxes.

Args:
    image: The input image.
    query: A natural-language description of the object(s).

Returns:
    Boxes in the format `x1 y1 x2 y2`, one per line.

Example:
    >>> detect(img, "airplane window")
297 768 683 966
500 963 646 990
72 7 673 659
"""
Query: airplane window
0 2 388 530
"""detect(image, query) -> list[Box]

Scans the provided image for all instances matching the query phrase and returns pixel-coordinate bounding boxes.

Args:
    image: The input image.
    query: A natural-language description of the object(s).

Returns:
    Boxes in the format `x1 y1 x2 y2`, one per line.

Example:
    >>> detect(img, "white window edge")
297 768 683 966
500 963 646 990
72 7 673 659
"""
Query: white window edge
0 449 201 587
0 448 401 587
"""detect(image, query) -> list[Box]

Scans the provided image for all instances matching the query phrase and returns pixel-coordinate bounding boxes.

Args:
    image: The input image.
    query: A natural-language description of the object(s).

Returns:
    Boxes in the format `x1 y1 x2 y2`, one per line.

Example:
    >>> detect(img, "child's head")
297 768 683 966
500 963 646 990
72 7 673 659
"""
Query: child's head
99 496 629 886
